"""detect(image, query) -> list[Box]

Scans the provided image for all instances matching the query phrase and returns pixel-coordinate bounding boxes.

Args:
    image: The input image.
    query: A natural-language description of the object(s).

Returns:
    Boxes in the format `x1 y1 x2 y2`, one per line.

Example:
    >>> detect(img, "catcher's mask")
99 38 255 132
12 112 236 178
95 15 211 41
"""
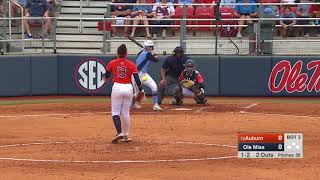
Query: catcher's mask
185 59 195 76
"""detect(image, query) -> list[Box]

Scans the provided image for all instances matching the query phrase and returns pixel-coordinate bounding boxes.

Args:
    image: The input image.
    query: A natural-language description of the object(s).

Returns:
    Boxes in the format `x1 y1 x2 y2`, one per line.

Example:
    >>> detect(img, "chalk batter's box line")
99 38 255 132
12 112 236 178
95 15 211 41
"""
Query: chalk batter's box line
0 141 237 164
0 141 237 149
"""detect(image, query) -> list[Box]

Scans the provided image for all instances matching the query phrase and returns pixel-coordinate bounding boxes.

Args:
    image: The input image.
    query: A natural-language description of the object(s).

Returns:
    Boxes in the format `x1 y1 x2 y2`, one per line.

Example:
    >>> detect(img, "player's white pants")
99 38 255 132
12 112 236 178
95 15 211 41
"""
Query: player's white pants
132 72 157 96
182 87 195 97
111 83 133 136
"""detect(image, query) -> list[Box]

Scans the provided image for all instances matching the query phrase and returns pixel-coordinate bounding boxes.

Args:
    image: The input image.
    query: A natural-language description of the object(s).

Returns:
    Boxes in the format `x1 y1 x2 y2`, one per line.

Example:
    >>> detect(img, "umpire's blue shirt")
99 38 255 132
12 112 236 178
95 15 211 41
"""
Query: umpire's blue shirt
162 55 189 78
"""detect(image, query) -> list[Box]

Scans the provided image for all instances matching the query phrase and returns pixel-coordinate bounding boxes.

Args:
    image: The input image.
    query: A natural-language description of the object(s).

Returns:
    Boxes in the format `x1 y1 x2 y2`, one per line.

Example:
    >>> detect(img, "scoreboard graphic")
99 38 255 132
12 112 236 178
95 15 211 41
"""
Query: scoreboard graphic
238 133 303 158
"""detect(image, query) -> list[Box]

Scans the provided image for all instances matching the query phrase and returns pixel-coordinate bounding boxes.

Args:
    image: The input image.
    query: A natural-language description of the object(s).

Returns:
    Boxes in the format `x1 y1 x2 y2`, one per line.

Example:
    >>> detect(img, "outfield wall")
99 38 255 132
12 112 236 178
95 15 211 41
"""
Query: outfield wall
0 55 319 96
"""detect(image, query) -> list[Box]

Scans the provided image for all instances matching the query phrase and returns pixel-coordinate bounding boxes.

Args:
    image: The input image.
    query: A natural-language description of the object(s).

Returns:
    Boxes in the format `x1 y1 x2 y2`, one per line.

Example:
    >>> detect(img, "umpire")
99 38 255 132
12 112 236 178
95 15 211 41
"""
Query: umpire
158 46 190 104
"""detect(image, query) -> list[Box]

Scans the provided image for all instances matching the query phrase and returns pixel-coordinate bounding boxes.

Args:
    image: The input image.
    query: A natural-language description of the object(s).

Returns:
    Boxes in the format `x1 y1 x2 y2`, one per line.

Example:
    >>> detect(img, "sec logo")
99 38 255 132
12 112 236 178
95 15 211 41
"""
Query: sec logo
74 57 107 93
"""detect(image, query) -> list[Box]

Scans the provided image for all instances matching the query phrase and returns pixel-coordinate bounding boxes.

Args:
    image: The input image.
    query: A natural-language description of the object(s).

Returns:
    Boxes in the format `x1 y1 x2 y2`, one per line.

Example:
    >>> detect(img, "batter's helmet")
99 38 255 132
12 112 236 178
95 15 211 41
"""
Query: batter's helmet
144 40 154 48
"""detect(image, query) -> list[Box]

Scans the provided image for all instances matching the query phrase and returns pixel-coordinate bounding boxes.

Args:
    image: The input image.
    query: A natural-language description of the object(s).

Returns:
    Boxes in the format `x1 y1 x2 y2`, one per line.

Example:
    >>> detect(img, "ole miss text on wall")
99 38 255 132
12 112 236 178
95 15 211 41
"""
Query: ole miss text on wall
268 60 320 93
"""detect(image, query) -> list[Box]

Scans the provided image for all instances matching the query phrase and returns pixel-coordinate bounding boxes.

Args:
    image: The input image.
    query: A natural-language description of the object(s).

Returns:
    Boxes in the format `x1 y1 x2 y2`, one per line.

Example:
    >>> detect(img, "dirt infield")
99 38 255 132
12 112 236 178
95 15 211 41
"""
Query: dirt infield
0 97 319 180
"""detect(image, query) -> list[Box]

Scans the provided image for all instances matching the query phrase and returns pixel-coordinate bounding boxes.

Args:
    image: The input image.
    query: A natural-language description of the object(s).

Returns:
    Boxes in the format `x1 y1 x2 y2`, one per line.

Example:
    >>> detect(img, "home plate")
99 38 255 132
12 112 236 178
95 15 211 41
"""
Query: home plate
171 108 192 111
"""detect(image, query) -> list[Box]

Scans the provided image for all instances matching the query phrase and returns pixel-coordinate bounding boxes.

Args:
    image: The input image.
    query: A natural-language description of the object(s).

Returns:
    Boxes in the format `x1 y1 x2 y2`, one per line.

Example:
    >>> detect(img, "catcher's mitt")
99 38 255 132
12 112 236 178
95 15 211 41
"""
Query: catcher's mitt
136 90 146 102
180 79 194 89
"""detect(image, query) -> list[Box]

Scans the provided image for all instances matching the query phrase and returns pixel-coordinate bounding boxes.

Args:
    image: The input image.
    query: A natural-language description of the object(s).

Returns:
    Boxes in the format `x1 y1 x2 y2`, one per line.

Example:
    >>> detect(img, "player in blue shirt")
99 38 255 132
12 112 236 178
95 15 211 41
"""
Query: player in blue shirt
132 40 162 111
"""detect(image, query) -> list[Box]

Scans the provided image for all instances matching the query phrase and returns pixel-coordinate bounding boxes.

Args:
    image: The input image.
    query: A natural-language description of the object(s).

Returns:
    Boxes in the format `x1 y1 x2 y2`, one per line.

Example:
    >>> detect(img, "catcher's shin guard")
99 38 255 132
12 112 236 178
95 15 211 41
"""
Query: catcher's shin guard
172 85 183 105
192 87 207 105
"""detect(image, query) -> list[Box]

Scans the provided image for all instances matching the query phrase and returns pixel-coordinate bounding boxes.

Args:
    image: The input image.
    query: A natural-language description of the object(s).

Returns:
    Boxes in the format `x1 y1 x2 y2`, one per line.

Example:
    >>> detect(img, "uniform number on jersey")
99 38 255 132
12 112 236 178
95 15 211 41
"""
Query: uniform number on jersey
117 66 127 78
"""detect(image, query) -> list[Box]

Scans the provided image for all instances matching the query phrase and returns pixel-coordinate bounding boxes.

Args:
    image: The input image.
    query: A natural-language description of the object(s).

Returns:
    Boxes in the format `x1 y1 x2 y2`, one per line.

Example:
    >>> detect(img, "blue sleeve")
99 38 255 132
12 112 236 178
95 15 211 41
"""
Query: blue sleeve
111 5 116 12
132 6 138 12
234 5 240 13
127 5 133 11
148 6 152 13
146 52 158 62
146 52 153 60
291 13 296 24
252 5 257 13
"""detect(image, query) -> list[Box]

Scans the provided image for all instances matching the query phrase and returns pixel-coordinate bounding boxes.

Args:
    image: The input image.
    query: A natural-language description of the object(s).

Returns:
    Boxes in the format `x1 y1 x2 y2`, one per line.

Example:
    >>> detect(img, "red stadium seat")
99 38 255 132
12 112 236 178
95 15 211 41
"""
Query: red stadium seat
218 7 237 37
194 6 214 31
174 6 195 31
219 7 235 24
97 21 112 31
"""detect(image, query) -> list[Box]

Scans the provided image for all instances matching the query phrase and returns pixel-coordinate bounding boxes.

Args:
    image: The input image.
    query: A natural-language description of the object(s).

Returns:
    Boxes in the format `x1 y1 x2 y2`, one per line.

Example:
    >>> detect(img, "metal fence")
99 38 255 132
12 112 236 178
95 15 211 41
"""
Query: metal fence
1 1 320 55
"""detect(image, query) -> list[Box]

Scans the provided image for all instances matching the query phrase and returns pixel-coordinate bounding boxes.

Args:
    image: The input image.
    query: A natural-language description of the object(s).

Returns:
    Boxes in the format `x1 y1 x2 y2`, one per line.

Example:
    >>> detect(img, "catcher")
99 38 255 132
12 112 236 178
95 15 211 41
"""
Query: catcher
171 59 208 105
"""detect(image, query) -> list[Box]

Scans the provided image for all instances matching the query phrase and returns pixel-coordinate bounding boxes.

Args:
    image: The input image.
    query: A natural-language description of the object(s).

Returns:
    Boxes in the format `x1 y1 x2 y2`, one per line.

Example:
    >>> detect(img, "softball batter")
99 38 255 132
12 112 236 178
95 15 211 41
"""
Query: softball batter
104 44 143 144
132 40 162 111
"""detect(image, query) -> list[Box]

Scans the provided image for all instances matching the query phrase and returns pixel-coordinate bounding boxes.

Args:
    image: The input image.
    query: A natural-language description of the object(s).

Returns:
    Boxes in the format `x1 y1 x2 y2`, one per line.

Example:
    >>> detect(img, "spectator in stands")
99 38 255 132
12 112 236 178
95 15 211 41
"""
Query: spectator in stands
221 0 237 8
19 0 28 7
310 1 320 25
130 0 153 38
296 0 312 37
150 0 175 39
126 0 137 2
111 0 132 37
264 5 279 16
280 6 296 37
24 0 51 39
281 0 296 3
47 0 60 17
234 0 258 38
156 0 174 2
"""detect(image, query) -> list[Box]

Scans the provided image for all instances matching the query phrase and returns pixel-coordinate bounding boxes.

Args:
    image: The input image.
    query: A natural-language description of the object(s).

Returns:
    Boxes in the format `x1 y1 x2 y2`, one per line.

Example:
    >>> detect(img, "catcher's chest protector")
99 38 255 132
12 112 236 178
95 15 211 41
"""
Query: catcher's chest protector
183 70 199 82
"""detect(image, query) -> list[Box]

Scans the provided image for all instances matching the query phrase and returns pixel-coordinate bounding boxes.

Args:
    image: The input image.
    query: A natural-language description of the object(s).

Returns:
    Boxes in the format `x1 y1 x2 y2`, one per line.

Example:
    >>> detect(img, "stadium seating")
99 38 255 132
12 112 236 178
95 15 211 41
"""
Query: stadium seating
97 21 112 32
194 6 215 31
195 0 215 3
218 7 237 37
173 6 195 31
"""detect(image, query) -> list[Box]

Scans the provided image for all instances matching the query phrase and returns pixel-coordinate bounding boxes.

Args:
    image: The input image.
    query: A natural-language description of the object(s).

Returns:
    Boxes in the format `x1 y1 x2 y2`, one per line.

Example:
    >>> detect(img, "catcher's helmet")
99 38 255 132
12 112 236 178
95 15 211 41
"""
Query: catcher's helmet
185 59 195 76
185 59 195 67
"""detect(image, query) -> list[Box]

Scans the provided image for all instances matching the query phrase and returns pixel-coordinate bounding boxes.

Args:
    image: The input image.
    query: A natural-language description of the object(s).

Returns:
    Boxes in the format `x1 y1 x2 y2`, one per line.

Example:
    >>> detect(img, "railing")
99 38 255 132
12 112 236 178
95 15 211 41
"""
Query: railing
8 0 24 51
2 1 320 55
